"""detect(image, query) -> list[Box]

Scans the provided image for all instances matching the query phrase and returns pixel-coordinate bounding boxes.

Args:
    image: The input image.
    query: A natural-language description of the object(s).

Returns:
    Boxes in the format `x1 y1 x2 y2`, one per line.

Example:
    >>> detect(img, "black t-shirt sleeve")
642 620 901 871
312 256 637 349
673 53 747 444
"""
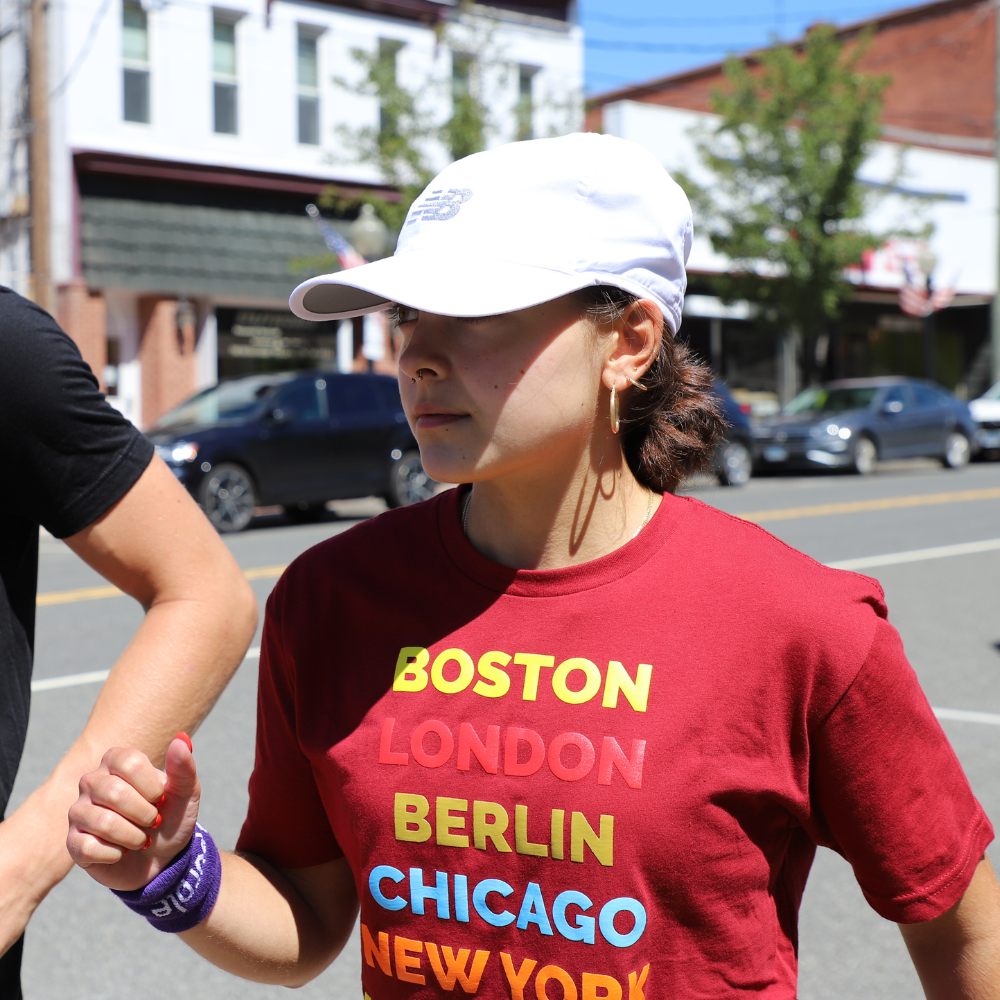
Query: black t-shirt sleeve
0 288 154 538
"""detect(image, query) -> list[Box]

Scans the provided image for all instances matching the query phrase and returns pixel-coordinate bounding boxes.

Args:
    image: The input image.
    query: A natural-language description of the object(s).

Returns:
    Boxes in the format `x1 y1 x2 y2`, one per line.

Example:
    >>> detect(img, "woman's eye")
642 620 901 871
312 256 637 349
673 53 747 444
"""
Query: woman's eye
390 305 419 326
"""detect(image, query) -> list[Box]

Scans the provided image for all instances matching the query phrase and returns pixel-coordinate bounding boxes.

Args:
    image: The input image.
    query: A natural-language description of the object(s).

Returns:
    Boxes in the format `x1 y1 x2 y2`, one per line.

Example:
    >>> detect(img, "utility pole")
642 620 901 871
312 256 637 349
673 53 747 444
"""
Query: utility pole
993 0 1000 385
28 0 52 314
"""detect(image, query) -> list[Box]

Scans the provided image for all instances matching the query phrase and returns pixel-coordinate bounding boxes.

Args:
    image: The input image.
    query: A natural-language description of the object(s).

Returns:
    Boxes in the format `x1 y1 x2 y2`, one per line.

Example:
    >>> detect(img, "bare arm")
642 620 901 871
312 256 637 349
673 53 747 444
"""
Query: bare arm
0 457 258 954
900 857 1000 1000
183 853 359 985
68 739 358 986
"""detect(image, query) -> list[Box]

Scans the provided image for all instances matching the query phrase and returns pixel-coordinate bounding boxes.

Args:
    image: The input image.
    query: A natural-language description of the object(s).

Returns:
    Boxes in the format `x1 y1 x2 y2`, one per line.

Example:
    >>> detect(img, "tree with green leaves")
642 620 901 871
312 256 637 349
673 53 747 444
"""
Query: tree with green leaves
322 4 505 234
680 25 918 391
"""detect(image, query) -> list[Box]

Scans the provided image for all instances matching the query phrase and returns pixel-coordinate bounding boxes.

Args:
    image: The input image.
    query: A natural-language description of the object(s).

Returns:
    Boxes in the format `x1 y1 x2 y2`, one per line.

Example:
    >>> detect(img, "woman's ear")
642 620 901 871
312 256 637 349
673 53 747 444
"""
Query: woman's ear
602 298 663 390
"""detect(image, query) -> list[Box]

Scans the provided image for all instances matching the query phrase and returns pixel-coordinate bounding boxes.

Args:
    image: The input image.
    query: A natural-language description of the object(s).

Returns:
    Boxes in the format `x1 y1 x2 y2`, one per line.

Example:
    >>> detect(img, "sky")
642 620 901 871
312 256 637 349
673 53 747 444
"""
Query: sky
579 0 911 95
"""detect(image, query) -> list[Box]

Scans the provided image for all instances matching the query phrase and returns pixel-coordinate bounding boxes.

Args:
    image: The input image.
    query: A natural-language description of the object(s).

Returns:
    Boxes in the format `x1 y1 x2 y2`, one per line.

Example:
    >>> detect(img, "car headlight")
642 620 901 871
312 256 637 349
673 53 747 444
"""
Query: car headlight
837 427 852 440
155 441 199 464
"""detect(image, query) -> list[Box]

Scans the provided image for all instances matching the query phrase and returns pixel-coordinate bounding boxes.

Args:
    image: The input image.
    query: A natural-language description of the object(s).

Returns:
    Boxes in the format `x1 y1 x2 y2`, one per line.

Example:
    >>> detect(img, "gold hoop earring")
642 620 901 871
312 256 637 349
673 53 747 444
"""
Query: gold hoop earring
626 376 648 391
610 384 620 434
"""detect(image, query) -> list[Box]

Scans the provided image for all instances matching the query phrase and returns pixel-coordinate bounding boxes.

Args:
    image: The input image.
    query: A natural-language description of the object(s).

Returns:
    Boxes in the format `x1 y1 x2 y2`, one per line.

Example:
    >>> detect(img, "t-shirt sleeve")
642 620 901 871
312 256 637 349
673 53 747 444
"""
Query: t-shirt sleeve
0 291 153 538
809 616 993 923
236 589 342 868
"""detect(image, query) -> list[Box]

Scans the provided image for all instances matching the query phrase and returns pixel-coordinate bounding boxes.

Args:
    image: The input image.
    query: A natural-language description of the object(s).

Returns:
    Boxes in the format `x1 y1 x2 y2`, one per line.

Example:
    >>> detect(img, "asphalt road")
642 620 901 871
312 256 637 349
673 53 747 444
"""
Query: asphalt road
11 460 1000 999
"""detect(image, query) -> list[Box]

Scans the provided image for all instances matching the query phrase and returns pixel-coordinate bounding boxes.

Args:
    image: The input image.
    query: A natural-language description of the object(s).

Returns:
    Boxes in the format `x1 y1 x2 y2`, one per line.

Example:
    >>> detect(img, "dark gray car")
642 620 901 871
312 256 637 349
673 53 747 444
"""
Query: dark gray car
148 371 432 531
751 377 978 475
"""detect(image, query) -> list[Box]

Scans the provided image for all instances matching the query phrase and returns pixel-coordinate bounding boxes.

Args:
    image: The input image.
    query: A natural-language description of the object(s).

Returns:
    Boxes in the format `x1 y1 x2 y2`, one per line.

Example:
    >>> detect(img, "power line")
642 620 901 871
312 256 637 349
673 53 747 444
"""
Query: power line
49 0 114 100
586 39 751 52
582 5 886 28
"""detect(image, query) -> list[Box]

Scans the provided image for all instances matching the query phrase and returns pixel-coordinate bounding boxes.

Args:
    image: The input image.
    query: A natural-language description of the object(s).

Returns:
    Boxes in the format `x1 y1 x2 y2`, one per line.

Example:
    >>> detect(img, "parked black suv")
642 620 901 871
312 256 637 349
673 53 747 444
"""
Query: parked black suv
148 371 432 531
712 380 753 486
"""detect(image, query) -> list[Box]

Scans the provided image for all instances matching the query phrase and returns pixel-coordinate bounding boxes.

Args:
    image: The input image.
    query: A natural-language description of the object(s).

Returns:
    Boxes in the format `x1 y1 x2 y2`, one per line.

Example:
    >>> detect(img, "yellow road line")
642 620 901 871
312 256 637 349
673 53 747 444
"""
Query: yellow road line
243 564 289 580
35 486 1000 603
37 564 288 607
741 487 1000 523
36 585 122 606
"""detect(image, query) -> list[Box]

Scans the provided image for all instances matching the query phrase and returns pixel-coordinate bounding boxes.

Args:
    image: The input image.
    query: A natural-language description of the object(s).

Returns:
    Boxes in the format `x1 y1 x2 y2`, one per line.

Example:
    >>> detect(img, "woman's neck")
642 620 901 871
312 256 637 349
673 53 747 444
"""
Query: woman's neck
461 453 661 571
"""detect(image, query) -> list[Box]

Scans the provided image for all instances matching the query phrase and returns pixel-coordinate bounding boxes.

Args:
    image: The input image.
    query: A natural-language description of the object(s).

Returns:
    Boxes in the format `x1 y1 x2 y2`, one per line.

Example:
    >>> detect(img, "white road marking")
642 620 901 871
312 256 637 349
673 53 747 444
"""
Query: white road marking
934 707 1000 726
28 653 1000 728
827 538 1000 571
31 669 110 692
30 647 262 693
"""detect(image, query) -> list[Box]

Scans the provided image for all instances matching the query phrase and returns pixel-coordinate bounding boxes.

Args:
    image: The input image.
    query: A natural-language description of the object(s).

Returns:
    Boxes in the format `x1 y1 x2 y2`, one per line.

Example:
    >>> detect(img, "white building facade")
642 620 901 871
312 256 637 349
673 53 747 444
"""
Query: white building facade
0 0 582 425
599 98 997 401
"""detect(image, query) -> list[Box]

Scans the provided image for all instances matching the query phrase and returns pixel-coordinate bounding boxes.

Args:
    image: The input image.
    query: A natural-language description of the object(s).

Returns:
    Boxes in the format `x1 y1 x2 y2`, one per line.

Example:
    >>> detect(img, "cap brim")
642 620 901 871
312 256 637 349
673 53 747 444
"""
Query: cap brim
289 252 617 321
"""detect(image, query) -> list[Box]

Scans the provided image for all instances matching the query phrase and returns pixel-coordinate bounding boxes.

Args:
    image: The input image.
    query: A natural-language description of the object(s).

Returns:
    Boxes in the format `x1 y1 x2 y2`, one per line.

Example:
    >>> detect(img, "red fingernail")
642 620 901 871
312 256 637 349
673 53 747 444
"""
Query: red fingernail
150 813 162 830
121 848 129 857
141 835 151 851
156 794 166 807
175 732 193 752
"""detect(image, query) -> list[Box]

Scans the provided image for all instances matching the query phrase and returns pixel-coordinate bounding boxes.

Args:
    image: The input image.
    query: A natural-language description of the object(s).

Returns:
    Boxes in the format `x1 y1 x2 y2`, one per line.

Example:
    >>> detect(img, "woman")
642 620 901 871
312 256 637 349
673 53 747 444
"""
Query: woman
68 133 1000 999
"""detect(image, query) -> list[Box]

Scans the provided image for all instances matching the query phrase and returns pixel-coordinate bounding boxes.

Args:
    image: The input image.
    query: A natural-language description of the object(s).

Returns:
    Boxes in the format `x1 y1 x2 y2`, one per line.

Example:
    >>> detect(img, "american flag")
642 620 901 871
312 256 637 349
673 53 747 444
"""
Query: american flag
899 263 954 318
306 204 367 271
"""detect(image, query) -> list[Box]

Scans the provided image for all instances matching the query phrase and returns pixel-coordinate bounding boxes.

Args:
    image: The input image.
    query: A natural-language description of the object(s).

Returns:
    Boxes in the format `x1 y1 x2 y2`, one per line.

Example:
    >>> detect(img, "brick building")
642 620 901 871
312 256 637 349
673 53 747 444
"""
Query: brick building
586 0 999 401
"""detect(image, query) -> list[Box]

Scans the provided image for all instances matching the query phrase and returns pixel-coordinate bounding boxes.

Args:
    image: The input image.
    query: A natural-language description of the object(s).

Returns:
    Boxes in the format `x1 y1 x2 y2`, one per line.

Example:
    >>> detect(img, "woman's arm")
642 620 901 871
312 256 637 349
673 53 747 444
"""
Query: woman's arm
183 853 359 986
0 458 257 958
68 737 358 986
899 857 1000 1000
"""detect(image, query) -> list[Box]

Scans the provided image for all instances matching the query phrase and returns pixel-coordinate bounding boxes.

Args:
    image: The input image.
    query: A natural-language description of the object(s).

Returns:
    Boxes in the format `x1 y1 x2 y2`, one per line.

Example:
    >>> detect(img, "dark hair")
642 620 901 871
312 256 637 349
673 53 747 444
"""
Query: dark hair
577 286 728 494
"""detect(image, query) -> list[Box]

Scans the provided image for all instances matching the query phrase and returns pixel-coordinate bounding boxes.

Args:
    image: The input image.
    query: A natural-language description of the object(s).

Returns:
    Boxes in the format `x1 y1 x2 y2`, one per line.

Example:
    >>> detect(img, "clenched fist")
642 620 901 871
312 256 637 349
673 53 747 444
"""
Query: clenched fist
67 734 201 892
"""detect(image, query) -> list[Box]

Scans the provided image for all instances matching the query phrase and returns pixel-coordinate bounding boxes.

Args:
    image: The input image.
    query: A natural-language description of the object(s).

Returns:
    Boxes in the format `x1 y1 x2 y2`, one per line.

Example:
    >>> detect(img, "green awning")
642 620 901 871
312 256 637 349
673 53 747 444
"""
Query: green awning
80 196 343 301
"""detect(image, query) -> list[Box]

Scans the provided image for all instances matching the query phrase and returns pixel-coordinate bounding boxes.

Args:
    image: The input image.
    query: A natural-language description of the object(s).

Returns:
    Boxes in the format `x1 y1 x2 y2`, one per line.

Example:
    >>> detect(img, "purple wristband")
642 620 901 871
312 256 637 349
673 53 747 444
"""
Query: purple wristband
112 823 221 933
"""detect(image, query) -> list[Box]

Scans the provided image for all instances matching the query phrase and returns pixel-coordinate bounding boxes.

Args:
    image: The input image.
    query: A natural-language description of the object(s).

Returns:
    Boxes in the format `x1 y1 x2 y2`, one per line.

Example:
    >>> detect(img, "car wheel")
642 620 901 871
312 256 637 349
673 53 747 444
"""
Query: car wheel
941 431 971 469
385 449 436 508
851 435 878 475
716 440 752 487
198 462 257 532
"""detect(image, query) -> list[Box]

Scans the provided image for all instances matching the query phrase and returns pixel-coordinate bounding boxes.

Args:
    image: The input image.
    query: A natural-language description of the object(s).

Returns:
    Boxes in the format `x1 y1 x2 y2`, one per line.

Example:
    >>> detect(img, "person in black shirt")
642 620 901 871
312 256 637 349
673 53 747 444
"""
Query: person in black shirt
0 287 258 997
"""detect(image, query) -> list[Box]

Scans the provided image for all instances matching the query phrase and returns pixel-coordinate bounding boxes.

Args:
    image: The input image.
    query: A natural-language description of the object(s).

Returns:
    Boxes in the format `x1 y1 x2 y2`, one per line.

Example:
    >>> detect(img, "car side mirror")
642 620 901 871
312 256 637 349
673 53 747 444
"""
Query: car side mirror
881 400 904 415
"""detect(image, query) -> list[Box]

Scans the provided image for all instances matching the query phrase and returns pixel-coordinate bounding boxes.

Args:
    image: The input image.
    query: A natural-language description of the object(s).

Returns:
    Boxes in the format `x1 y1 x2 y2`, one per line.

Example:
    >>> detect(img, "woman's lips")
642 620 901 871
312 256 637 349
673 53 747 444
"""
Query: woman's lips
416 413 466 429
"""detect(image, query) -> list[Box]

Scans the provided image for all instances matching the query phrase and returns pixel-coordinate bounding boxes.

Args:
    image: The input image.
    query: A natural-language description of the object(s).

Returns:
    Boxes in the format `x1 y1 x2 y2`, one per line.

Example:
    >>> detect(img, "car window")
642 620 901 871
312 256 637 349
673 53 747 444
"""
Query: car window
327 376 380 415
271 379 324 422
783 386 879 415
153 375 288 430
882 386 910 411
912 384 943 408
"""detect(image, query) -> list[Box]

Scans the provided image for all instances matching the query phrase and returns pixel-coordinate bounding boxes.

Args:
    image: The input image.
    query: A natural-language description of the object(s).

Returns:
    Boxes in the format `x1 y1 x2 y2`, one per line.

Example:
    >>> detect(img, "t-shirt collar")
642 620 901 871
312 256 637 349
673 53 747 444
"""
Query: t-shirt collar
437 484 683 597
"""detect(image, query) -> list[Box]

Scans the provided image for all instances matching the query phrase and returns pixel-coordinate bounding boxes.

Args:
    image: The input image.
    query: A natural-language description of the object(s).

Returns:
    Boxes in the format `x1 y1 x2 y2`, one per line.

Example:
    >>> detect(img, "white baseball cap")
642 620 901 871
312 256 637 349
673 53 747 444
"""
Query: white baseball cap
289 132 693 334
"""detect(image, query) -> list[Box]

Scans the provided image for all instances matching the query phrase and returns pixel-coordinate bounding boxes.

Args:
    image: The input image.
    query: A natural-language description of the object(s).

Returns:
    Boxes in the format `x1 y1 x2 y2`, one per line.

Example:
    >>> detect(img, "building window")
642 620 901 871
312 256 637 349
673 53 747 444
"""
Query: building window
516 65 537 141
213 17 237 134
122 1 149 123
297 30 319 145
378 38 403 137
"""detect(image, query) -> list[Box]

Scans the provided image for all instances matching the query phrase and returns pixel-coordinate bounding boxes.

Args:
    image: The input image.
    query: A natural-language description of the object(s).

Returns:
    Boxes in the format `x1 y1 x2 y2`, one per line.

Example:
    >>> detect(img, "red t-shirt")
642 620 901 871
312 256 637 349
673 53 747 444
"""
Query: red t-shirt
237 489 992 999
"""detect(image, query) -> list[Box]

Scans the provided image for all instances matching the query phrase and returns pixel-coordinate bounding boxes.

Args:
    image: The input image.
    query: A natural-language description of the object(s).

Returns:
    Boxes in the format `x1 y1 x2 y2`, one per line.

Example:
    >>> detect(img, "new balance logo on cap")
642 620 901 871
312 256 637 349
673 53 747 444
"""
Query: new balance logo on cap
290 132 692 331
407 188 473 225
